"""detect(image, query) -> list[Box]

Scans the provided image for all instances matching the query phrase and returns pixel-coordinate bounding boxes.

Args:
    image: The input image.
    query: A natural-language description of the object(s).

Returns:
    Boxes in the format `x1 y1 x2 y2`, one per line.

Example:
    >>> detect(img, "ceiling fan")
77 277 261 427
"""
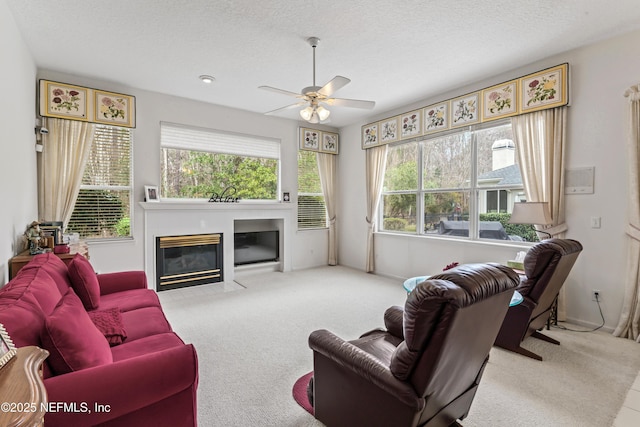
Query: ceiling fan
259 37 375 123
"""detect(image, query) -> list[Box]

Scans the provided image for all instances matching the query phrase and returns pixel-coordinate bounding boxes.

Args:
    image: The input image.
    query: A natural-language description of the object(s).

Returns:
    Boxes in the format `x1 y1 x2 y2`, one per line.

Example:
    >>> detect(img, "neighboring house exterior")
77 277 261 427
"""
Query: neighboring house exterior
477 140 525 214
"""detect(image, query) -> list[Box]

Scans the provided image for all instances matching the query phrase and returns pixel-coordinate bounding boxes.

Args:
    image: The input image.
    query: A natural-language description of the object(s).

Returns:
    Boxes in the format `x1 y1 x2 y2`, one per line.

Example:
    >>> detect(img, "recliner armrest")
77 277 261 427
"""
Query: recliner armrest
309 329 423 410
384 305 404 339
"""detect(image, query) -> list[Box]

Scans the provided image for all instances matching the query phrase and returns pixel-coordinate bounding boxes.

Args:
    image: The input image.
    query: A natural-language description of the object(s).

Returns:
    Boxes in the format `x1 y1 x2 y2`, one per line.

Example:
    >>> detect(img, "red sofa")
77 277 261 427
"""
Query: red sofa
0 253 198 427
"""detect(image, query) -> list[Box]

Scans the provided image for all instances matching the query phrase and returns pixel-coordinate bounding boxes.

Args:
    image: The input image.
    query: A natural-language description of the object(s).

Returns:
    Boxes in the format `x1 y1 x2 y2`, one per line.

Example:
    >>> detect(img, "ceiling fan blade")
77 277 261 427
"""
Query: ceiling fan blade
324 97 376 109
264 101 307 115
258 86 304 98
318 76 351 97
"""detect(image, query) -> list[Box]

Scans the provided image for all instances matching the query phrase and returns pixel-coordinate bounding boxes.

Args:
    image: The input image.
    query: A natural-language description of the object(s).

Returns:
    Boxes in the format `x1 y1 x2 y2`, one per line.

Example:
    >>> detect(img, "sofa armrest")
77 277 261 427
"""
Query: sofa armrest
308 329 422 410
97 271 148 295
384 305 404 339
44 344 198 427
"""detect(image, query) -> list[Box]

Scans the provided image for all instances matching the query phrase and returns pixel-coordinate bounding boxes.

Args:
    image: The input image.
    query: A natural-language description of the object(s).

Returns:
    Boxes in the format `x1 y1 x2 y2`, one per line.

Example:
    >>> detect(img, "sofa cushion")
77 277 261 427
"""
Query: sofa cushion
120 307 173 342
19 253 73 296
88 307 127 346
3 266 62 315
99 288 162 313
41 288 112 375
0 298 45 348
68 254 101 310
110 332 186 362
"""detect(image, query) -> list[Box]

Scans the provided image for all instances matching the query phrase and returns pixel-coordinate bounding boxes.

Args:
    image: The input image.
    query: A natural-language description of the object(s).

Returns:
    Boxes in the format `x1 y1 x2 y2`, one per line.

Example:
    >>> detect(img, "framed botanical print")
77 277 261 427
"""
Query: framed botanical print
94 90 136 128
379 117 399 144
361 123 379 149
520 63 568 113
321 132 339 154
400 110 422 139
423 102 449 134
481 80 518 121
300 128 320 151
450 92 480 128
39 80 89 121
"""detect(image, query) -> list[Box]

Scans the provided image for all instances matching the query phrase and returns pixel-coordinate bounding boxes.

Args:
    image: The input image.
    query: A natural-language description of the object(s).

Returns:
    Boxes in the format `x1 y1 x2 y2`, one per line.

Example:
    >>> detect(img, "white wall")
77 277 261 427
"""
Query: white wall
0 0 37 284
35 69 334 275
338 29 640 331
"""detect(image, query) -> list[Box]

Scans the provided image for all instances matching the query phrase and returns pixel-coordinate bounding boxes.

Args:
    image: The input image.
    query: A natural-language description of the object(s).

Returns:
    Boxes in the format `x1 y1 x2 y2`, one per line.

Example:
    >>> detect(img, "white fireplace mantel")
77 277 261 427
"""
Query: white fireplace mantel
140 201 294 288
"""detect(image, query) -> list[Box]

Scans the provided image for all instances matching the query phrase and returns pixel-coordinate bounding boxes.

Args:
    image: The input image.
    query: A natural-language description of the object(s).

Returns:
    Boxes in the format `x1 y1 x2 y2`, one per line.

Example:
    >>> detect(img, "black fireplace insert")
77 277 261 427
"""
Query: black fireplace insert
156 233 223 291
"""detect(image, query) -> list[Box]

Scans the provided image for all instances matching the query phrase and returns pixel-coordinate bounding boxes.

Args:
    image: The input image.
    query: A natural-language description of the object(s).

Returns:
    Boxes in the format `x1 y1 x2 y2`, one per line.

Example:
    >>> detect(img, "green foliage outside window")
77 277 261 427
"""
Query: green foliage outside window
479 212 539 242
162 149 278 199
67 189 130 238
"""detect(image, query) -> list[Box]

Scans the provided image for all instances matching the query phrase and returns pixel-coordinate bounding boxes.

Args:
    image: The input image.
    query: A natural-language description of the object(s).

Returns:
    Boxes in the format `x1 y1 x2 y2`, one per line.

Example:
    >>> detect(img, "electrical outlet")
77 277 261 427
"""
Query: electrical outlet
592 289 602 301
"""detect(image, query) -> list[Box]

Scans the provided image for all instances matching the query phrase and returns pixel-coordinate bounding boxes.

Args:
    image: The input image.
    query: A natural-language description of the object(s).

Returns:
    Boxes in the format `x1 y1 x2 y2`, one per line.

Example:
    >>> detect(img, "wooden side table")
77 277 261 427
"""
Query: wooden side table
9 246 89 280
0 346 49 427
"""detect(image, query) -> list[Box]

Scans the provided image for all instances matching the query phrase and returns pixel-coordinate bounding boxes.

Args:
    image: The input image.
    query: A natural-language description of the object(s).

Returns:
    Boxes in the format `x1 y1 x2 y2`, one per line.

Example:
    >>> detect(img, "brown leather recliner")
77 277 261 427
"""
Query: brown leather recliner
494 238 583 360
308 263 519 427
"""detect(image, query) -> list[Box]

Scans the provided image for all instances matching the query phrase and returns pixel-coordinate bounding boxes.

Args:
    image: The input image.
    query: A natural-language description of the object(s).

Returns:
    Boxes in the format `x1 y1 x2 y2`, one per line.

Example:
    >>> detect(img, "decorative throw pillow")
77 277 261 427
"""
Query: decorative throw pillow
41 288 112 375
88 308 127 346
67 253 100 310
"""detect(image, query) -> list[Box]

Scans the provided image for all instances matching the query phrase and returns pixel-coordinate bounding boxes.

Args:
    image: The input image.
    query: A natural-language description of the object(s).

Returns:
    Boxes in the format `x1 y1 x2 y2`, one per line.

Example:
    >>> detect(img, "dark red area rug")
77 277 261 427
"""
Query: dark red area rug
292 371 314 415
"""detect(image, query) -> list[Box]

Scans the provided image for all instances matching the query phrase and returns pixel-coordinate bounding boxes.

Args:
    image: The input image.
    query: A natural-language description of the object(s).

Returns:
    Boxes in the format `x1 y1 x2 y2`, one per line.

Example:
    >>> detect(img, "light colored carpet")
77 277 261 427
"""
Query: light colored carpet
158 266 640 427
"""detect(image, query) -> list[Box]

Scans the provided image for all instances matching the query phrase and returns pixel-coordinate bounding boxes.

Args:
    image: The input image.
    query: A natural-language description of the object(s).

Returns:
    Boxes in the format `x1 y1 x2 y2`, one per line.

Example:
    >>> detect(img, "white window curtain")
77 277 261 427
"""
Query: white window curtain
317 153 337 265
511 106 568 318
38 118 96 227
365 145 388 272
614 85 640 342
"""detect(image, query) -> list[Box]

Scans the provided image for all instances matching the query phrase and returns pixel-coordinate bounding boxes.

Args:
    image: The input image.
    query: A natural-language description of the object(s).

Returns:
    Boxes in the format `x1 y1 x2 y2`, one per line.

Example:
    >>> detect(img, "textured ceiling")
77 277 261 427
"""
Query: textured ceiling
6 0 640 127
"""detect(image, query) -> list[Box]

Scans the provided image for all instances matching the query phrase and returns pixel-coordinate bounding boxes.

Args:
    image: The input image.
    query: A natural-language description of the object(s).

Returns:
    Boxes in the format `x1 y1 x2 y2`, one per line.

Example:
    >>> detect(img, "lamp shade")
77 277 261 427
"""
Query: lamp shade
508 202 552 225
316 105 330 121
300 104 330 123
300 106 314 121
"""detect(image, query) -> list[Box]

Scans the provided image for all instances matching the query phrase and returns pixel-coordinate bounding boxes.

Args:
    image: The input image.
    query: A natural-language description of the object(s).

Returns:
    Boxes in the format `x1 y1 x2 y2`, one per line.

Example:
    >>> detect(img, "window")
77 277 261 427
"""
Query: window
297 150 327 229
160 122 280 200
67 125 133 239
381 121 536 242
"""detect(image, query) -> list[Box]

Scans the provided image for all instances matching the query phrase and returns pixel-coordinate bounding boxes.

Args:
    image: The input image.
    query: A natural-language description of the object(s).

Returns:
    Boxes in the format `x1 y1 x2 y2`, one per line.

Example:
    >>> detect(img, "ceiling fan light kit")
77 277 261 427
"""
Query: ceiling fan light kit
300 104 330 123
259 36 375 123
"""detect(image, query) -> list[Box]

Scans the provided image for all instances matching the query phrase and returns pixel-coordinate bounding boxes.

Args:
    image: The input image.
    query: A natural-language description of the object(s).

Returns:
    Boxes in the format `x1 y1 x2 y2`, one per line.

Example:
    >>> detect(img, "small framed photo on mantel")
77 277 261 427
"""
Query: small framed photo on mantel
145 185 160 202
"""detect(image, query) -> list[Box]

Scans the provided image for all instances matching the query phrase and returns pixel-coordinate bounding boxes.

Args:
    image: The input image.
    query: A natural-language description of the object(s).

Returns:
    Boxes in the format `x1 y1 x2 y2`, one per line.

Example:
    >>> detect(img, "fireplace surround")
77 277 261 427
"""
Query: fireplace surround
155 233 223 291
141 201 293 286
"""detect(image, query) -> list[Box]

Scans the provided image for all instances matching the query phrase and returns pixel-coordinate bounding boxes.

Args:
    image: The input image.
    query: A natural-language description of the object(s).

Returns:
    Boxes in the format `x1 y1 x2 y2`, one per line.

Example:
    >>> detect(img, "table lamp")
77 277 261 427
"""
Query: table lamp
508 202 553 239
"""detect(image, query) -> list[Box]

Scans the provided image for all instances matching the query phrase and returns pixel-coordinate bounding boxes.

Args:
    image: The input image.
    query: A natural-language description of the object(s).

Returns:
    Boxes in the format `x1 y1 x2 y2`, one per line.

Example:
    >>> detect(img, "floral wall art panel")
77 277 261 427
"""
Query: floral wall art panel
520 63 568 113
481 80 518 121
359 63 569 149
39 80 136 127
40 80 89 121
400 110 422 139
450 92 479 128
300 128 320 151
379 117 399 144
423 102 449 134
362 123 379 148
94 90 136 127
321 132 339 154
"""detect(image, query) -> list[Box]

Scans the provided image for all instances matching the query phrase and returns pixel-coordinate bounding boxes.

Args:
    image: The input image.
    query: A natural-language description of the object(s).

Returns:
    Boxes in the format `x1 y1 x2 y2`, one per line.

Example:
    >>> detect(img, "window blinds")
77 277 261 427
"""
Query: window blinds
68 125 132 238
297 150 327 229
160 122 280 160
